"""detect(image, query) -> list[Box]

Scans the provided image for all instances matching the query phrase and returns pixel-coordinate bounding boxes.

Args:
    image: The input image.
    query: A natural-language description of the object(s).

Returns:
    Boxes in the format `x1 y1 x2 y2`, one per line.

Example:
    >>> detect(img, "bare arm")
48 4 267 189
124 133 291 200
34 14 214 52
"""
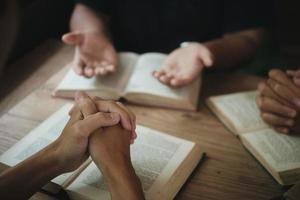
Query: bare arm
0 92 135 199
89 125 144 200
204 28 265 70
0 145 62 199
69 3 107 34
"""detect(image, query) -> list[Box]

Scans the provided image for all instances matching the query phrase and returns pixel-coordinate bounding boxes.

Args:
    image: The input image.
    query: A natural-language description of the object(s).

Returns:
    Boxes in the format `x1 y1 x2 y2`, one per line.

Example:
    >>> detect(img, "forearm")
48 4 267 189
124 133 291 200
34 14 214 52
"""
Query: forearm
0 145 62 199
95 153 144 200
70 3 107 33
203 28 265 70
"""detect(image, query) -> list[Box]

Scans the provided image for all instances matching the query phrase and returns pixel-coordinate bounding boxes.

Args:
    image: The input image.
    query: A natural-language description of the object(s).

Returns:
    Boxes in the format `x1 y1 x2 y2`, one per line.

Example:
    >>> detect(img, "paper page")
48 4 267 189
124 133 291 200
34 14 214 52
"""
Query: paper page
125 53 193 100
56 52 138 94
242 129 300 172
0 104 74 186
67 125 195 199
209 91 268 133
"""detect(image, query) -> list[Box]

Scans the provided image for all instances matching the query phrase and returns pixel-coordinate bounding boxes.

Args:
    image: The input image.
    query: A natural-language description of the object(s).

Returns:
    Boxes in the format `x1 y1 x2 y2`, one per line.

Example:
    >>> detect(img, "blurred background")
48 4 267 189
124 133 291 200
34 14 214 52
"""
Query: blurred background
1 0 300 103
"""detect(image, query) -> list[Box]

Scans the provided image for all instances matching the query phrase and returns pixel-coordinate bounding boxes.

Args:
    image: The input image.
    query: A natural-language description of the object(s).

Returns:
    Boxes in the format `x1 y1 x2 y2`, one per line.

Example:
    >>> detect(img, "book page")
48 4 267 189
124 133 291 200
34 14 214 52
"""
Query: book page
125 53 196 100
241 129 300 172
0 104 75 186
208 91 268 134
67 125 195 200
55 52 138 96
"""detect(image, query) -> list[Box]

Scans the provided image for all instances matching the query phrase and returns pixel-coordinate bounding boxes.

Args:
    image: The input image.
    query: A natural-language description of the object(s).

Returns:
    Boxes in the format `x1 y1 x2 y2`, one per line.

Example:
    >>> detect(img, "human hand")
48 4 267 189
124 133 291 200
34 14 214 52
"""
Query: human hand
50 91 136 173
62 30 118 78
89 125 144 200
89 125 131 168
50 95 121 173
153 42 213 87
256 69 300 134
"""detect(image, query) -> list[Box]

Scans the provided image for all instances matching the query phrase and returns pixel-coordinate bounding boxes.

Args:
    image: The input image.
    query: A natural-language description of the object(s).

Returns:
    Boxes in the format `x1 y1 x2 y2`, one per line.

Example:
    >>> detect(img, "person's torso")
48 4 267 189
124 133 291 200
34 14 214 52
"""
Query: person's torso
107 0 224 53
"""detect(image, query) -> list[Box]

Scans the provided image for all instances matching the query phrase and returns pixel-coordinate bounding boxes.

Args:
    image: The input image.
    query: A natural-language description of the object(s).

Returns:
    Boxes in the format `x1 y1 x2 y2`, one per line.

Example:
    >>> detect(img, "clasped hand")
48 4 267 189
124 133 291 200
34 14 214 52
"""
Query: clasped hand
257 69 300 134
49 91 136 173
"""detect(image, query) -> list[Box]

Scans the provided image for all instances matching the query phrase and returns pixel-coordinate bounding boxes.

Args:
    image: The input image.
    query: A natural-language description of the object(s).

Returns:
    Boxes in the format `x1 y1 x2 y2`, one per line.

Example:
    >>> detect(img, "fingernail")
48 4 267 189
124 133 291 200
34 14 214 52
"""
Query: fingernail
286 120 294 127
110 113 120 122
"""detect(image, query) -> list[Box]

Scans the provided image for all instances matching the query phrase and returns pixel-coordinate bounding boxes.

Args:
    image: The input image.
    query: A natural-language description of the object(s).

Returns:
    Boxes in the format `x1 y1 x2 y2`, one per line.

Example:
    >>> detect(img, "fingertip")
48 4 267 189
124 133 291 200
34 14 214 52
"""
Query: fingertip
203 57 214 67
155 70 165 78
130 139 134 145
276 127 289 134
170 79 181 87
152 71 157 76
84 67 94 78
106 64 116 72
159 75 171 84
133 130 137 139
121 120 132 131
74 65 83 75
285 119 294 127
98 68 107 76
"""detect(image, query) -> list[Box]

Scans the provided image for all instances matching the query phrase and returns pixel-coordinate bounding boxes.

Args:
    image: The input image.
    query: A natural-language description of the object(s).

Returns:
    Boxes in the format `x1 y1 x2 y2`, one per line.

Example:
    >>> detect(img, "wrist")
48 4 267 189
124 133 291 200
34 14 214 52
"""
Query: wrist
93 152 134 183
94 153 144 199
71 3 106 34
43 141 68 175
181 41 215 68
93 151 131 172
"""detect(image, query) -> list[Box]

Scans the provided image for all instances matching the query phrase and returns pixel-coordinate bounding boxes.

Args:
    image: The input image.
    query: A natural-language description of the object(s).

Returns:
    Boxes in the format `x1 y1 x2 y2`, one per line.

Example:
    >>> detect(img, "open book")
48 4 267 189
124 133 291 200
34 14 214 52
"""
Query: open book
206 91 300 185
53 52 201 111
0 104 204 199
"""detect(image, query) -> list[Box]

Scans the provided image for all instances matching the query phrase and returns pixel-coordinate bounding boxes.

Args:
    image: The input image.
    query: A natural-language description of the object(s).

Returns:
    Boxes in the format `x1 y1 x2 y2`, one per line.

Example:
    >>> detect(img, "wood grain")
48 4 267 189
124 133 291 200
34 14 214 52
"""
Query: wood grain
0 41 285 199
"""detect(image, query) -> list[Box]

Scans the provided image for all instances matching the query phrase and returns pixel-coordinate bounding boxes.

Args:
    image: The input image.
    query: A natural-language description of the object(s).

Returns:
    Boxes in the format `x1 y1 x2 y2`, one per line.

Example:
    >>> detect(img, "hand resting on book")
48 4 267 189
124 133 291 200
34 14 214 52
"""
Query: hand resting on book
153 42 213 87
0 91 143 200
256 69 300 134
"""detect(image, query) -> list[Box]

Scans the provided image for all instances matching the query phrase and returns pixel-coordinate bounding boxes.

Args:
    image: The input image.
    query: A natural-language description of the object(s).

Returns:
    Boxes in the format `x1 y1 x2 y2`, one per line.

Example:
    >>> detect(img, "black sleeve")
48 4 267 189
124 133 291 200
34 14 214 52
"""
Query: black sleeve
223 0 275 33
75 0 112 15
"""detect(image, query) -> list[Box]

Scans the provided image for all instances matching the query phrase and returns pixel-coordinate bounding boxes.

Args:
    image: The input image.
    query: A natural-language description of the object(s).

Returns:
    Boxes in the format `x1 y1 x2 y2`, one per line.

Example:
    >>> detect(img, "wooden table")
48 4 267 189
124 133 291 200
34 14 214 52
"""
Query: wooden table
0 42 285 200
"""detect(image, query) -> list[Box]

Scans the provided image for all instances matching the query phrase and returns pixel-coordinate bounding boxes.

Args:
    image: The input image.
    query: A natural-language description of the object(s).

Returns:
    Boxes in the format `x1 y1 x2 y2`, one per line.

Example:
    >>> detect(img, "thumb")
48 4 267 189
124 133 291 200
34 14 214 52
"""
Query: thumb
62 32 83 45
78 112 120 136
199 46 214 67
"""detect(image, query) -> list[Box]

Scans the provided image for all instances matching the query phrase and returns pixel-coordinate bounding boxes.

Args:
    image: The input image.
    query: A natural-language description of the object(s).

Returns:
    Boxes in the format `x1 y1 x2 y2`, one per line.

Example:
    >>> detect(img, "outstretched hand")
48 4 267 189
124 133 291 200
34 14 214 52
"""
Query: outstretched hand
62 31 118 78
153 42 213 87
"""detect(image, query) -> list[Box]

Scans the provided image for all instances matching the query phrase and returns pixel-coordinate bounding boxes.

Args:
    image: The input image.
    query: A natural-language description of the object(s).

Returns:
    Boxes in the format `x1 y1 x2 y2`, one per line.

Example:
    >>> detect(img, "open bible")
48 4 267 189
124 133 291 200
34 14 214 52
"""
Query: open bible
206 91 300 185
0 104 204 199
53 52 201 111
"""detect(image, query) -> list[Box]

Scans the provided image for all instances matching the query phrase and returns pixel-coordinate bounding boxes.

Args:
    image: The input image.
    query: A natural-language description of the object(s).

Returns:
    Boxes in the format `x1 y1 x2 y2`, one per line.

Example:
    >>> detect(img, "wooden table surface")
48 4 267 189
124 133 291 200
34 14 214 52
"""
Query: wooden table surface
0 41 286 200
